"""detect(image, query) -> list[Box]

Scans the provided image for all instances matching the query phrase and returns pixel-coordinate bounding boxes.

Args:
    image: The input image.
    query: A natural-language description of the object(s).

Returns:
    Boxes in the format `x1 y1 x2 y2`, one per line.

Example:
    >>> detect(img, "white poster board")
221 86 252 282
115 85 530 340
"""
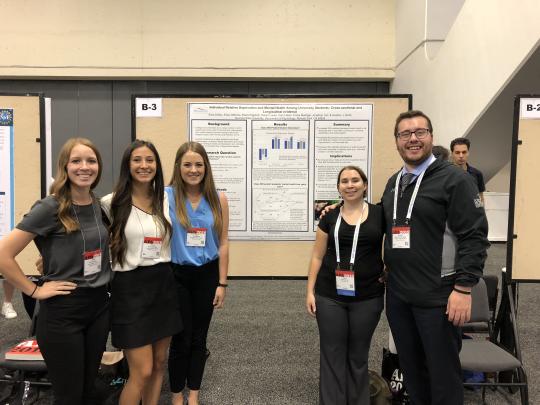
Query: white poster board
188 102 373 240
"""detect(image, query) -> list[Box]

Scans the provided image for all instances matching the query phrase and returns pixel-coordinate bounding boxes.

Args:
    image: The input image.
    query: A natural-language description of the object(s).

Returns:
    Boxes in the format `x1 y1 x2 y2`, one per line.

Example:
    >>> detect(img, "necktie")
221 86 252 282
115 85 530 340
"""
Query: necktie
400 173 415 196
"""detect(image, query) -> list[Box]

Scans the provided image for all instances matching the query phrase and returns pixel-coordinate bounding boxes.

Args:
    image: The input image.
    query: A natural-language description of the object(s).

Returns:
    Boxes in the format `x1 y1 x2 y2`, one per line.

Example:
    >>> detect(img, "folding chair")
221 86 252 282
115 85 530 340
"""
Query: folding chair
0 301 51 404
459 278 528 404
462 274 499 333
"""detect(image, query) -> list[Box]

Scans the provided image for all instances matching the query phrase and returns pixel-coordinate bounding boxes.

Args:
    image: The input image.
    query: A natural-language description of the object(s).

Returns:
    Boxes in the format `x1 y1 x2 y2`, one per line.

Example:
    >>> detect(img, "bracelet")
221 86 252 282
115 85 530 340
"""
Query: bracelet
218 282 228 288
29 284 38 298
453 287 471 295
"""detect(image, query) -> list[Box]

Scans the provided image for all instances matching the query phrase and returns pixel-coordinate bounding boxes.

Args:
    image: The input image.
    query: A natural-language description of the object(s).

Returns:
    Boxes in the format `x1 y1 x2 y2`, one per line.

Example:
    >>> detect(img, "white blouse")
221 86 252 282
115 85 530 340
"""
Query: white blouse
101 192 172 271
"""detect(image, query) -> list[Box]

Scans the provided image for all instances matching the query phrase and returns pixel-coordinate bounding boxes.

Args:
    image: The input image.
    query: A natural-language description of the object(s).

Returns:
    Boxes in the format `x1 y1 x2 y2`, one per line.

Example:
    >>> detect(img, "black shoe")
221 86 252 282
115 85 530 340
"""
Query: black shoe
205 348 210 359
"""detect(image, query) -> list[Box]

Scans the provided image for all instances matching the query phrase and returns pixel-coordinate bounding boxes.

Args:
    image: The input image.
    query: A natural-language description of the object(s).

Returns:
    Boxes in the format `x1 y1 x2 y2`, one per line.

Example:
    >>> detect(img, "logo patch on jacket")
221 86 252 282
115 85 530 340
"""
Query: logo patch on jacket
474 195 483 208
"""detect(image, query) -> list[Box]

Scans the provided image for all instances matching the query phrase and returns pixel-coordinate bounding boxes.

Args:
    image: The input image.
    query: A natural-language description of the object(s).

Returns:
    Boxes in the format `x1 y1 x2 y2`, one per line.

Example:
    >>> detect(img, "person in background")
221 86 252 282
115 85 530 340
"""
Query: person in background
382 111 489 404
306 165 385 405
432 145 449 161
0 138 112 405
450 137 486 204
101 140 182 405
1 279 17 319
166 141 229 405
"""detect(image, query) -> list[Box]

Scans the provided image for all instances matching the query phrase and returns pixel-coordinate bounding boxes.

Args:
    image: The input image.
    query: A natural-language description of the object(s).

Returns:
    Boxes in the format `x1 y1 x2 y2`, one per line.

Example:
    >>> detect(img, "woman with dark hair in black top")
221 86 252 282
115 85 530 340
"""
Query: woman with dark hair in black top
306 165 385 405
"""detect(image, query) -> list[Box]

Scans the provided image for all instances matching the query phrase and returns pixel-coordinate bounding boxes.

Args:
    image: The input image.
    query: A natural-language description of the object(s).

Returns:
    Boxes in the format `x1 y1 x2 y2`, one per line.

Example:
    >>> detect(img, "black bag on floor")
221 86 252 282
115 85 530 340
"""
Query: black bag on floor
93 351 129 405
381 348 410 404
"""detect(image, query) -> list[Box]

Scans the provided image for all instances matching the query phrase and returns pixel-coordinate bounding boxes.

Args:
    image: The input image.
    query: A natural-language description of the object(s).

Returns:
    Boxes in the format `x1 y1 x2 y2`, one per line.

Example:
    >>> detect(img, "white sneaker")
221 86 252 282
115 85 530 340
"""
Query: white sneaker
1 302 17 319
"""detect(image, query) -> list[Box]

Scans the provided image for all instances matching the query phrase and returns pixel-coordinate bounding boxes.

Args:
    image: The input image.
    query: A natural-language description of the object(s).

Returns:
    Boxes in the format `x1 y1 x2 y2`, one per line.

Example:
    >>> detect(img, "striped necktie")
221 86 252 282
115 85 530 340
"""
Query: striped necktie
400 173 415 196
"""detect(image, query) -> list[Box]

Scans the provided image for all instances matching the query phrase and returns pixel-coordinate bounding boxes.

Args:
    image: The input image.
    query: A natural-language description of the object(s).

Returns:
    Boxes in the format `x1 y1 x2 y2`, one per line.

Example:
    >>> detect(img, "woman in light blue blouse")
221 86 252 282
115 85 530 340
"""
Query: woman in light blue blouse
166 141 229 405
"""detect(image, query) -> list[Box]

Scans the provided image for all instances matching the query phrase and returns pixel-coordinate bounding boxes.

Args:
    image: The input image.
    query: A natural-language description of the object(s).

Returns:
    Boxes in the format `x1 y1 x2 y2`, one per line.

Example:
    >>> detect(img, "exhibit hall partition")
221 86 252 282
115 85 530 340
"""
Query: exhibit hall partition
133 95 411 277
507 95 540 283
0 94 44 276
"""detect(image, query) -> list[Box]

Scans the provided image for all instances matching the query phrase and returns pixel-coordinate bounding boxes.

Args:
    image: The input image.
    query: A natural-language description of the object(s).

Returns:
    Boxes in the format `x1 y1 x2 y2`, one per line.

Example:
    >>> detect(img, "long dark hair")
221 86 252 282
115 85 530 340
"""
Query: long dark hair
50 138 102 233
169 142 222 238
109 140 171 267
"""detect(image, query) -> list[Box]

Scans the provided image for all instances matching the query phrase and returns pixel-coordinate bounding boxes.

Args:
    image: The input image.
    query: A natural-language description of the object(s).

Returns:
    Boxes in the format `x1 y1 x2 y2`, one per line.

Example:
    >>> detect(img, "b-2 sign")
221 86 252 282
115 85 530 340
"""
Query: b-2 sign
520 98 540 119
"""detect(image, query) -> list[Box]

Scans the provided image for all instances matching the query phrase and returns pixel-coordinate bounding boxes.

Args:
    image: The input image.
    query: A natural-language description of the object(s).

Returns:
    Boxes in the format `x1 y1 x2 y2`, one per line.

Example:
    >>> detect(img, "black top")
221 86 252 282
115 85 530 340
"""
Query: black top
17 196 112 288
315 203 385 302
466 164 486 193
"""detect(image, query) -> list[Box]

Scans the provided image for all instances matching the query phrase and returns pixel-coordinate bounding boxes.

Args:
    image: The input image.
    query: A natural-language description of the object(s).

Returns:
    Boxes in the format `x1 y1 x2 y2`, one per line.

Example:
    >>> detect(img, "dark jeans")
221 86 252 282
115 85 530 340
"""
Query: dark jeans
316 294 383 405
168 259 219 392
36 286 110 405
386 289 463 405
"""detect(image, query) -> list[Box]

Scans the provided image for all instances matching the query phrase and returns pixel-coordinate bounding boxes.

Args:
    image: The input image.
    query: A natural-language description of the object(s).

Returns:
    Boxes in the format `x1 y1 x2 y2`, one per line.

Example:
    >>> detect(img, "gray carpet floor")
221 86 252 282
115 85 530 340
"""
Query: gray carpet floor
0 243 537 404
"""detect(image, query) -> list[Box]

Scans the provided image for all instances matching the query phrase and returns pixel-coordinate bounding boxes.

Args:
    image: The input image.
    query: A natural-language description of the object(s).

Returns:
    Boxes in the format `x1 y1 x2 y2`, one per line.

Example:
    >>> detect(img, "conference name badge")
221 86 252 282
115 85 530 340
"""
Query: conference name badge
336 269 355 296
187 228 207 247
392 226 410 249
83 249 102 276
142 237 162 259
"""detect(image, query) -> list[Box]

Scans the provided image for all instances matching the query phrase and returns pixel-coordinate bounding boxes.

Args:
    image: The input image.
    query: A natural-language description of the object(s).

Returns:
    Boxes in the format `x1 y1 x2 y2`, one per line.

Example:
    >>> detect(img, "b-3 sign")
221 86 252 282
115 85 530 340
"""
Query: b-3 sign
136 98 162 117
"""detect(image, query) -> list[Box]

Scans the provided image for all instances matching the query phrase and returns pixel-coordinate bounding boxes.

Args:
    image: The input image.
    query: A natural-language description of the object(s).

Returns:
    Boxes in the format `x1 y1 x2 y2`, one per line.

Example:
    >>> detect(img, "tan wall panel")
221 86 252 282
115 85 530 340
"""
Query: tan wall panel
0 96 41 276
0 0 394 79
136 97 408 276
511 119 540 280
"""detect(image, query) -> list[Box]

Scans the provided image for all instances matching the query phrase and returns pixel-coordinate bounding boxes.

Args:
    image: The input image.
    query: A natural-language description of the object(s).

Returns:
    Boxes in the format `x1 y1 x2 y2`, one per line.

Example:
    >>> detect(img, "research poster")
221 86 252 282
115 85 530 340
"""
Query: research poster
188 103 373 240
0 109 14 239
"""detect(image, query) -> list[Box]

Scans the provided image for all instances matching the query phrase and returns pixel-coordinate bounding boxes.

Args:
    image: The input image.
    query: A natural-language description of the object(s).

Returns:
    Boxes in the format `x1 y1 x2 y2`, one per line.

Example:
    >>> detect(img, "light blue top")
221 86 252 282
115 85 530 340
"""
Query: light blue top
165 186 220 266
400 154 436 180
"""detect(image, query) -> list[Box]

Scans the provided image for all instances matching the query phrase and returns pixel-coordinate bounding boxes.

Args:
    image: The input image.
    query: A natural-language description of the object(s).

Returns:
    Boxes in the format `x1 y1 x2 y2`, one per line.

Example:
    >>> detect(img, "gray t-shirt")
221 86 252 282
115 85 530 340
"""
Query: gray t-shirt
17 195 112 288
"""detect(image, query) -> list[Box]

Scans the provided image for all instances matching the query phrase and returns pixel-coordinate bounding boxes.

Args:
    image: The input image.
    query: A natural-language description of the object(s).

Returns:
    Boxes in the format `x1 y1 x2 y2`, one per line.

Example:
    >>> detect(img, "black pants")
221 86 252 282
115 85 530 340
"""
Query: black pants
316 294 383 405
386 289 462 405
36 286 110 405
169 260 219 392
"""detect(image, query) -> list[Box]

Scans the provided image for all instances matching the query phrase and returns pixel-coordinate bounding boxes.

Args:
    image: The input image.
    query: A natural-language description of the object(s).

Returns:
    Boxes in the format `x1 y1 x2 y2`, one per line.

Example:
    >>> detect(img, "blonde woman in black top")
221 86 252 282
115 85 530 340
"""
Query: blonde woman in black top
306 165 384 405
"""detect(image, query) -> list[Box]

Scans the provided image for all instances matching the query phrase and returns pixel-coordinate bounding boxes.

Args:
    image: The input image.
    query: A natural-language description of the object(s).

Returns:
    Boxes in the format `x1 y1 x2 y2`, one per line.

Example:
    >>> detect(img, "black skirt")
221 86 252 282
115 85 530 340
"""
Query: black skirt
111 262 182 349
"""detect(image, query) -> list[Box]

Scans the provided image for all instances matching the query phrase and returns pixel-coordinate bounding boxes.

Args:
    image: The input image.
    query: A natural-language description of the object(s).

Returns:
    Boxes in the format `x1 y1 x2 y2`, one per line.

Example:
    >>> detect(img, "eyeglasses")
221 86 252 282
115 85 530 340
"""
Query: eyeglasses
396 128 431 141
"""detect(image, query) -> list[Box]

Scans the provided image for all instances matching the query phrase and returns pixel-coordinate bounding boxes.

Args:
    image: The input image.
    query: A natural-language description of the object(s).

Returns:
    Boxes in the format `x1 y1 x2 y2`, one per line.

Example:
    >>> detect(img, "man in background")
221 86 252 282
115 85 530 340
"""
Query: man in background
450 137 485 204
432 145 449 161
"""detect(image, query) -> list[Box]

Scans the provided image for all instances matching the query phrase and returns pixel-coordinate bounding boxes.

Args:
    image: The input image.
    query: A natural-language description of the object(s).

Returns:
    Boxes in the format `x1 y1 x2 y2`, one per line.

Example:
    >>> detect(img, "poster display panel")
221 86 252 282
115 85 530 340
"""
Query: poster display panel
0 109 14 239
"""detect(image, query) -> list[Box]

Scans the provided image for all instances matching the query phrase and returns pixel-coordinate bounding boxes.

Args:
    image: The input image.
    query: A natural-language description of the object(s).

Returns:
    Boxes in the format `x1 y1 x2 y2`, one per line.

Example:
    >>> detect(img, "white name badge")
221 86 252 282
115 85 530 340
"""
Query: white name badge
186 228 207 247
336 269 355 296
142 237 162 259
83 249 102 276
392 226 411 249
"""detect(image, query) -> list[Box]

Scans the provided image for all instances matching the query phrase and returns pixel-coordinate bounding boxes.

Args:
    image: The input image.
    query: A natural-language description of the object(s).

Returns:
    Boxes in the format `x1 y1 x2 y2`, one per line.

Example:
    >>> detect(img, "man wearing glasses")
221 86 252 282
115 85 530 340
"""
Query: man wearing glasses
381 110 489 405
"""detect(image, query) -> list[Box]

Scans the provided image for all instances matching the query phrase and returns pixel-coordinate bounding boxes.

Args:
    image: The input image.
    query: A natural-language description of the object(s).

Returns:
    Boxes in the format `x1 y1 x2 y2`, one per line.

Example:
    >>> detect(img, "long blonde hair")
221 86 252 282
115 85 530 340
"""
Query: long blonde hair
49 138 102 233
169 142 222 237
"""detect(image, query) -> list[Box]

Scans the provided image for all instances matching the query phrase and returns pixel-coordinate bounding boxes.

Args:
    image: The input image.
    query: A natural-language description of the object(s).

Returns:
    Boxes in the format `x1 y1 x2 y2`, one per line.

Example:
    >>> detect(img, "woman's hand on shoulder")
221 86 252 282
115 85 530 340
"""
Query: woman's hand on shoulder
33 281 77 300
306 292 316 317
213 285 226 309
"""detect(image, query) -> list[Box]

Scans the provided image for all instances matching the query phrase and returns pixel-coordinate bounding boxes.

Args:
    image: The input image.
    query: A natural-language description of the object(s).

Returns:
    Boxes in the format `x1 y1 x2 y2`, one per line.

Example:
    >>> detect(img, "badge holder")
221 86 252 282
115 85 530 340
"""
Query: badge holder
142 236 163 259
334 204 365 297
187 227 207 247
